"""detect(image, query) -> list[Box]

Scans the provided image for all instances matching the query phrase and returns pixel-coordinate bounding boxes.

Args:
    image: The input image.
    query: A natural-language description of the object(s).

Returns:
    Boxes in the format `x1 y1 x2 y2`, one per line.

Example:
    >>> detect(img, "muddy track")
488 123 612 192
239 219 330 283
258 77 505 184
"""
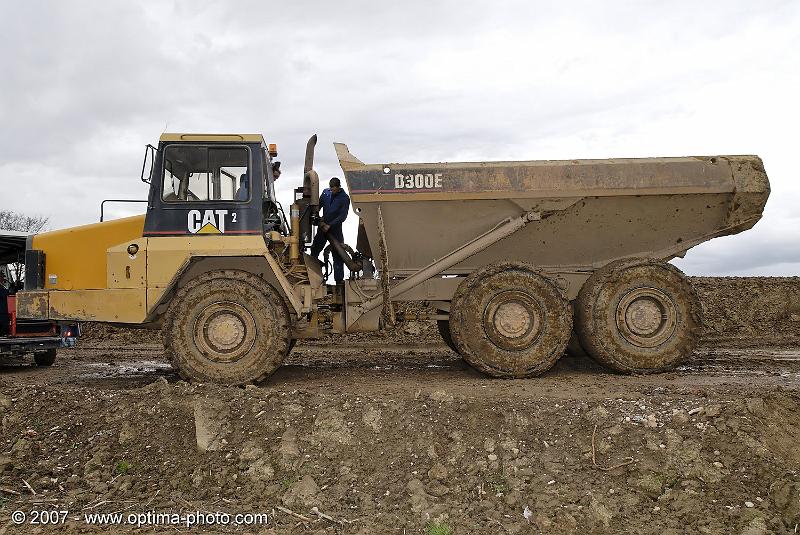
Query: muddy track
3 342 800 398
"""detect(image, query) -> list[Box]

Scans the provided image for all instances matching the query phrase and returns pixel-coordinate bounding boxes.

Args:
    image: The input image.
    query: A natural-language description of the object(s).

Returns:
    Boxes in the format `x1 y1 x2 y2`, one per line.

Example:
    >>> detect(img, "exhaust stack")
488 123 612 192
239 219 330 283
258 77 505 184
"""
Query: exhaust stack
304 135 319 207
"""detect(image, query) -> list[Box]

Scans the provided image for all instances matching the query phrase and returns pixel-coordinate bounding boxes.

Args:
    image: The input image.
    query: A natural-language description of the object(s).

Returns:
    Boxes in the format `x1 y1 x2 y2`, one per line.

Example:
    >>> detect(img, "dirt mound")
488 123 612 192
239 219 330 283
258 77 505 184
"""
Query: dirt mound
691 277 800 347
1 377 799 533
78 323 150 348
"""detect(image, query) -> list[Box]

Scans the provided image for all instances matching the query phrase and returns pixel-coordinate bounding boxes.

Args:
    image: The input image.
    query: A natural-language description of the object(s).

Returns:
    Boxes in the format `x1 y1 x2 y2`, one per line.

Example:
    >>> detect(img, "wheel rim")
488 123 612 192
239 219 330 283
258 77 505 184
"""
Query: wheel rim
194 302 257 363
615 287 677 348
483 290 543 351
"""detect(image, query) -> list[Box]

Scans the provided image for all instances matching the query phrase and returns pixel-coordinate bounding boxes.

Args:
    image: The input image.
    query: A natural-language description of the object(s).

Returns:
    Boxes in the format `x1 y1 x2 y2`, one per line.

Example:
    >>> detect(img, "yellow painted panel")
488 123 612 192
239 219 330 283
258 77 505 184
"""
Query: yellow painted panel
48 289 147 323
32 215 145 290
146 237 191 287
147 287 168 309
107 239 148 289
146 235 267 286
185 234 267 255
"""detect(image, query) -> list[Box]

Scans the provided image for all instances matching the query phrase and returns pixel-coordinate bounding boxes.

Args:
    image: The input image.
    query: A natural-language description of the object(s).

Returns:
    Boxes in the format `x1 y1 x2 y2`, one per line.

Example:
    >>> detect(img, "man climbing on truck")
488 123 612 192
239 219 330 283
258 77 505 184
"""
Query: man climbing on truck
311 177 350 283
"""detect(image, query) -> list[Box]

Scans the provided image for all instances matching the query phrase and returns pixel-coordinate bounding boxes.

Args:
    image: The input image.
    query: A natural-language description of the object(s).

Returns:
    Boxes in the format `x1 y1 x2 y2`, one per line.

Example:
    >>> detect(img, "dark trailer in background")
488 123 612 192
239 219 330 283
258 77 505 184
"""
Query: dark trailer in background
0 231 78 365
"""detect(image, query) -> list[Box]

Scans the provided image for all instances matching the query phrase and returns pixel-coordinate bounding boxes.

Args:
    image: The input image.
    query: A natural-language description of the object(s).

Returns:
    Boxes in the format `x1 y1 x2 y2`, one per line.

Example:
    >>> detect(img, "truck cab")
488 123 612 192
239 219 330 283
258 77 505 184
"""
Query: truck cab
143 133 285 238
15 133 332 383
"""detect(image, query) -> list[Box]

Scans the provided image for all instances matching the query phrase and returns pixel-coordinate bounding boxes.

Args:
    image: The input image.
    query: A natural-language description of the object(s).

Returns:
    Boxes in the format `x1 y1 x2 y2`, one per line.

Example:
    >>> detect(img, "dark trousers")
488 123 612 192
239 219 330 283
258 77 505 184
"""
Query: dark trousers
311 225 345 283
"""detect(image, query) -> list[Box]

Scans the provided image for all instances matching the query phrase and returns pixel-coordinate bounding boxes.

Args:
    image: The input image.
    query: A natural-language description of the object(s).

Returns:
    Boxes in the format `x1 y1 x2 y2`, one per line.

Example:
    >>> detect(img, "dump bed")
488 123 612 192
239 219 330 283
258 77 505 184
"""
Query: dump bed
335 144 769 277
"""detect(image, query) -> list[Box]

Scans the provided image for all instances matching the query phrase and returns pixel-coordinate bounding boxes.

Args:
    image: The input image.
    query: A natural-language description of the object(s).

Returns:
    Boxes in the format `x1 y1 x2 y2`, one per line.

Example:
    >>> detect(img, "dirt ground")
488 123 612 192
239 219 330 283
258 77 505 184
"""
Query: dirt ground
0 277 799 534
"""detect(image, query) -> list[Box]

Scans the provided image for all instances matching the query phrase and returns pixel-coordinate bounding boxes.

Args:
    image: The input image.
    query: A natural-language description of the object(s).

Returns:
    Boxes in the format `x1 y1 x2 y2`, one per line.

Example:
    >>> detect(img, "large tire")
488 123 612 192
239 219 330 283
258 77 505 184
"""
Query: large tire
449 262 572 378
163 270 290 385
574 258 702 374
437 319 458 353
34 348 57 366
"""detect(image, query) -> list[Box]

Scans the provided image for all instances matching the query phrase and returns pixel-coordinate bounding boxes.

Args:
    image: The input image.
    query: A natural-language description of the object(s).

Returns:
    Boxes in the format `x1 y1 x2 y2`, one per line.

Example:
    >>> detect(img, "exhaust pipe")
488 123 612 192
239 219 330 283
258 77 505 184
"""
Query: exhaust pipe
304 134 316 174
304 135 319 207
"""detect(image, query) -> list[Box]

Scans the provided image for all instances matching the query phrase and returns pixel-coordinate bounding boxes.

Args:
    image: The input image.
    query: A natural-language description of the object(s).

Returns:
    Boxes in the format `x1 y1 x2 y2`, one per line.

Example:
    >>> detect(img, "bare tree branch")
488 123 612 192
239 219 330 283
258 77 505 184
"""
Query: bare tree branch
0 210 49 234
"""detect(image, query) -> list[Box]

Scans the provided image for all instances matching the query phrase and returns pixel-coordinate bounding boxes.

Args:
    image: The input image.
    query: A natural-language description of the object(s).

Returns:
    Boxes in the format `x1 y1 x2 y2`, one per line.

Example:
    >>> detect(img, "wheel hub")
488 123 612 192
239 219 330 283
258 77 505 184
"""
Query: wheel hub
494 301 531 338
625 298 662 335
484 290 543 351
194 302 257 363
207 313 245 349
615 287 677 348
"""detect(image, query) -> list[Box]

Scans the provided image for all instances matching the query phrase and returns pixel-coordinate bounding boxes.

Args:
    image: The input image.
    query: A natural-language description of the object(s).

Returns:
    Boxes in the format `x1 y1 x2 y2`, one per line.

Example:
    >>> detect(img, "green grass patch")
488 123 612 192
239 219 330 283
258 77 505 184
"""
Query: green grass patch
279 475 299 491
425 521 453 535
115 460 132 474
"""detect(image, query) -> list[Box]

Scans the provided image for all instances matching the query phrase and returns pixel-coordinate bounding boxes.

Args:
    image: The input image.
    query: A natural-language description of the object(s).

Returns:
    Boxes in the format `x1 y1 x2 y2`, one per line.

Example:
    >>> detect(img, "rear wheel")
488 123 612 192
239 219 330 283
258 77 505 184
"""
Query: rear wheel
574 258 701 374
164 270 290 385
449 262 572 378
34 348 57 366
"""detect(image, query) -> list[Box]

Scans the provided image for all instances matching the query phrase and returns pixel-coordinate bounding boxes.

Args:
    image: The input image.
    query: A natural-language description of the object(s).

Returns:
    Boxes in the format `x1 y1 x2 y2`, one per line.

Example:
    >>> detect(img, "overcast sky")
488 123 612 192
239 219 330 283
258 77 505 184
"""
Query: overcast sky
1 1 798 275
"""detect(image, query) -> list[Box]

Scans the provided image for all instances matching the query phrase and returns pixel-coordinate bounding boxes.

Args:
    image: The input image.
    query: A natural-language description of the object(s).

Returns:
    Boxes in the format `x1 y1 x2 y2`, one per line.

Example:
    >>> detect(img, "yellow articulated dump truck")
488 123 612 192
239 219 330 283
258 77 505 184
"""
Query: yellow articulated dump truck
16 133 770 384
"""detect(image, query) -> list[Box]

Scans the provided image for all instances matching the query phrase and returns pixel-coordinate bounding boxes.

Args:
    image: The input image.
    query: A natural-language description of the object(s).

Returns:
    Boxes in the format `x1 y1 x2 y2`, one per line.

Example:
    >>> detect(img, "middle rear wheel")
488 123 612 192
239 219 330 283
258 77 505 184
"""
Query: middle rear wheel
449 262 572 378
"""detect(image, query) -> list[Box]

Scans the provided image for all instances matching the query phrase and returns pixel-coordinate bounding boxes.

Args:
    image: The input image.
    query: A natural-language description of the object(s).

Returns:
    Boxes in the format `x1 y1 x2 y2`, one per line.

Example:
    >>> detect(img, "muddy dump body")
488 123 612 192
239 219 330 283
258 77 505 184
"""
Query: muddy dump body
336 145 769 378
336 145 769 297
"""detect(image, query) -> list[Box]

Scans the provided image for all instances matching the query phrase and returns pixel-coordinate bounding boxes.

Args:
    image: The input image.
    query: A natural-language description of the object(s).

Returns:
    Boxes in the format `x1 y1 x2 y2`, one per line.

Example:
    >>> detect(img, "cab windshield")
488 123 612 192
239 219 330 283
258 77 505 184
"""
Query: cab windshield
162 145 250 202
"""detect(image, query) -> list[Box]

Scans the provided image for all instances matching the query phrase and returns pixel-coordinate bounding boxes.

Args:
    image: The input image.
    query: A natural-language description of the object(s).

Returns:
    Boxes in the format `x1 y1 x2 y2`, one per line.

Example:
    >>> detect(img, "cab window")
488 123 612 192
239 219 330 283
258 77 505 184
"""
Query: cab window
162 145 250 202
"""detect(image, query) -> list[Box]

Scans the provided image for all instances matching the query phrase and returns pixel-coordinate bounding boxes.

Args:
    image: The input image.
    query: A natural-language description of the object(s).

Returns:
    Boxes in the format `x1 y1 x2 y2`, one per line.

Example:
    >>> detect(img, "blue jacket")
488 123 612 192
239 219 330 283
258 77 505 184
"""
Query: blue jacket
319 188 350 228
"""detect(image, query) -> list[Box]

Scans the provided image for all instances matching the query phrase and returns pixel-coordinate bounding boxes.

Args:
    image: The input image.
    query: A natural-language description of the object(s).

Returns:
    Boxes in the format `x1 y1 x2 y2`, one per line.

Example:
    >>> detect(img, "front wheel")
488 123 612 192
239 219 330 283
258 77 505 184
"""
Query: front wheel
163 270 290 385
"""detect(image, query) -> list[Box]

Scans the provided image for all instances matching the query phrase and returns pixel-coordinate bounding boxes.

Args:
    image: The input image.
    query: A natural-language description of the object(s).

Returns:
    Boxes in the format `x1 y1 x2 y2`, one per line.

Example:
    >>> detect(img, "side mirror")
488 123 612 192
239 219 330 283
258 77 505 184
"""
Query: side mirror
140 144 156 184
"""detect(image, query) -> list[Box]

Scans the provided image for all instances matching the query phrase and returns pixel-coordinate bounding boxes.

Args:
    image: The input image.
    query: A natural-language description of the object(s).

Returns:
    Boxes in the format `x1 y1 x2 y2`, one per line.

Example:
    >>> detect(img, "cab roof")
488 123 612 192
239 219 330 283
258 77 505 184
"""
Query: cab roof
159 133 265 143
